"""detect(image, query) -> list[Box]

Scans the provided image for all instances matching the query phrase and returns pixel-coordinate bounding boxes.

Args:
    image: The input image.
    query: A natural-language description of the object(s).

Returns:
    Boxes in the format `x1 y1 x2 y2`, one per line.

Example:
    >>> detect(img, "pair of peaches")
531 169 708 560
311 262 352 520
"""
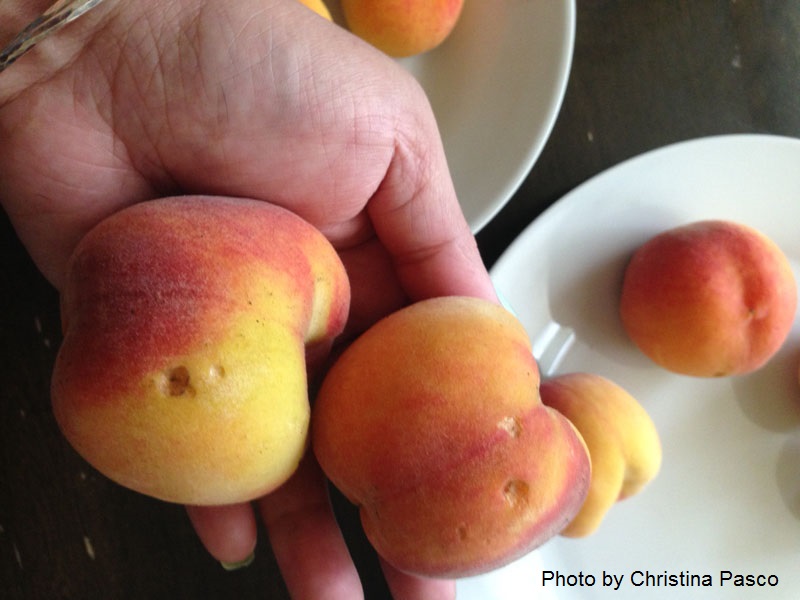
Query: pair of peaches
51 198 795 577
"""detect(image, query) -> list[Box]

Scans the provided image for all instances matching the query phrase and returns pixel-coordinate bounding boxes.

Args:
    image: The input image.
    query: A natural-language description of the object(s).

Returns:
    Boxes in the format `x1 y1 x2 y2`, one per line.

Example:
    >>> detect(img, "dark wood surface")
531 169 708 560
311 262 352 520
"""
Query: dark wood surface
2 2 799 598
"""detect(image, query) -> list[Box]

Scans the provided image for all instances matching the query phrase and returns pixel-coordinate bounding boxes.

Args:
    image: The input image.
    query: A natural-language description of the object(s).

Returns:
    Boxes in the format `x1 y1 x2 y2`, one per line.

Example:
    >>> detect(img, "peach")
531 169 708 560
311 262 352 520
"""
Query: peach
341 0 464 58
51 197 350 505
540 373 662 537
620 220 797 377
312 296 590 578
297 0 332 20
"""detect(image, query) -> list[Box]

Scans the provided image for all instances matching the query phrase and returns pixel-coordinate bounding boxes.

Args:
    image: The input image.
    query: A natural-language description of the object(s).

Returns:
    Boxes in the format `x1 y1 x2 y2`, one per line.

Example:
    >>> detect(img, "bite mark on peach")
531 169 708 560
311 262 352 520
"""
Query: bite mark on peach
498 416 522 438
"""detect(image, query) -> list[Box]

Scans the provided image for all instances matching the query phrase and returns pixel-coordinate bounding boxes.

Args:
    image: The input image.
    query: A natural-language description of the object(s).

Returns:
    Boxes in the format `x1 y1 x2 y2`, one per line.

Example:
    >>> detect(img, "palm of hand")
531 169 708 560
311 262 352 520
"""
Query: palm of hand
0 2 491 598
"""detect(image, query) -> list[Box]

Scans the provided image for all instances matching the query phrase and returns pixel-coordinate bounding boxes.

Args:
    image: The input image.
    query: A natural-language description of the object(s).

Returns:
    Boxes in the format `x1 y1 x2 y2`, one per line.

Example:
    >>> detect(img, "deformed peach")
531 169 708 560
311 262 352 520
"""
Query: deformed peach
540 373 662 537
51 197 350 505
312 296 590 577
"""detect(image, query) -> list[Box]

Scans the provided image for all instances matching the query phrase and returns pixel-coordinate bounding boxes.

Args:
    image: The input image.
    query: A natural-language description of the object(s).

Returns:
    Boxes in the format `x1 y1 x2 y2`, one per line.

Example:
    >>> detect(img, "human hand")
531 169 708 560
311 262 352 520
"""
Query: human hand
0 1 495 597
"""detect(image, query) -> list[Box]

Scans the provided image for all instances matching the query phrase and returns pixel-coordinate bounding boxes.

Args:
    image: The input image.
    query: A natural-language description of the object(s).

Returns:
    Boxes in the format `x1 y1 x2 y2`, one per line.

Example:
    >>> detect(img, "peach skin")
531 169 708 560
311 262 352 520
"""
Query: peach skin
51 197 350 506
312 296 590 578
540 373 662 537
341 0 464 58
297 0 332 20
620 220 797 377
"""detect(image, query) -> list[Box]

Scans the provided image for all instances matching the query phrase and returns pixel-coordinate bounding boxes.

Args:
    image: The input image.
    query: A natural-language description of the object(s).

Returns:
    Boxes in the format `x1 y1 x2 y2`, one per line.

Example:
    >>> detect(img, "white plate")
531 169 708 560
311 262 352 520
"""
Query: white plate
327 1 575 233
458 134 800 599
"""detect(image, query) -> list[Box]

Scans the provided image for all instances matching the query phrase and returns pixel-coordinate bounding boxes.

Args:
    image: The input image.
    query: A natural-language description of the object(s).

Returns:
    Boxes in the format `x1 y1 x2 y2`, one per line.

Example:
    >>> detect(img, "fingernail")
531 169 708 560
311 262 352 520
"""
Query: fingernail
220 552 255 571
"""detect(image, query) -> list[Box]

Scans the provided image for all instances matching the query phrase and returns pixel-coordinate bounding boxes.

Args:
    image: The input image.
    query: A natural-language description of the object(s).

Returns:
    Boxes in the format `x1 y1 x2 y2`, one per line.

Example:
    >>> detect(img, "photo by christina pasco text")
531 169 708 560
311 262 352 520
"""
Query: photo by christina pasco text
542 570 780 590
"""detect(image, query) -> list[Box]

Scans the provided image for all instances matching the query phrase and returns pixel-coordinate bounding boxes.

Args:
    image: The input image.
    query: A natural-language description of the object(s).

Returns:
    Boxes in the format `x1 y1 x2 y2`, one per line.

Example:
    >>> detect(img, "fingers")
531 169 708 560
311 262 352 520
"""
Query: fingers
334 237 408 337
365 87 497 304
258 453 363 600
185 502 258 567
380 559 456 600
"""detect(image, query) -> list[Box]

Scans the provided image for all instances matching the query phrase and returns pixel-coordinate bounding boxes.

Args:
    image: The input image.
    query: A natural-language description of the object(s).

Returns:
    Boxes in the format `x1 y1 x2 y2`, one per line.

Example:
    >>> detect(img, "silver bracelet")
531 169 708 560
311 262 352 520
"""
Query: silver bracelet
0 0 107 73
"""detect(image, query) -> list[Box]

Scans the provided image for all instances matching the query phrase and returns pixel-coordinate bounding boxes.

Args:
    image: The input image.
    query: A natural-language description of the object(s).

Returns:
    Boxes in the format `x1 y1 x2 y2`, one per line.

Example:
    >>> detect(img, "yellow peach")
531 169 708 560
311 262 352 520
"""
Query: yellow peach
51 197 350 505
540 373 662 537
312 296 590 577
620 220 797 377
341 0 464 58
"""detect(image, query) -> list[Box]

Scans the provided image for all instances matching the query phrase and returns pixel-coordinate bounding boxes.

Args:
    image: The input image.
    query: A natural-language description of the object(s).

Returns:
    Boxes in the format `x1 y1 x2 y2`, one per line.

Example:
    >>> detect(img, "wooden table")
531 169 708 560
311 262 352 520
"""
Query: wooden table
2 2 799 598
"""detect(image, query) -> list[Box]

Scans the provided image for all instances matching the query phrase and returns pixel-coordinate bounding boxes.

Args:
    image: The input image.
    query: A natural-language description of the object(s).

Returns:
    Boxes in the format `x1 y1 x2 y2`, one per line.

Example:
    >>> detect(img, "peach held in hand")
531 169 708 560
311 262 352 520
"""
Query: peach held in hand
341 0 464 58
51 197 350 506
312 296 590 578
540 373 662 537
620 220 797 377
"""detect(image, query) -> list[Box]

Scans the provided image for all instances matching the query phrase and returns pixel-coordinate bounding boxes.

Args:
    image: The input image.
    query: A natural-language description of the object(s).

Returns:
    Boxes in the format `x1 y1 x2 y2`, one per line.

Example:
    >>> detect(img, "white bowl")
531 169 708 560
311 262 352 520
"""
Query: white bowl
329 1 576 233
